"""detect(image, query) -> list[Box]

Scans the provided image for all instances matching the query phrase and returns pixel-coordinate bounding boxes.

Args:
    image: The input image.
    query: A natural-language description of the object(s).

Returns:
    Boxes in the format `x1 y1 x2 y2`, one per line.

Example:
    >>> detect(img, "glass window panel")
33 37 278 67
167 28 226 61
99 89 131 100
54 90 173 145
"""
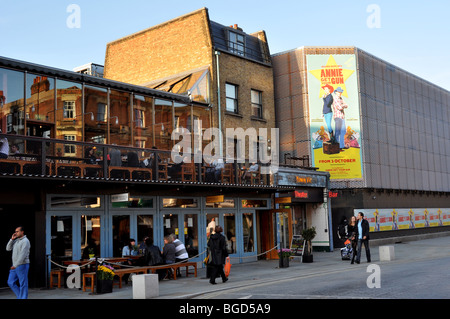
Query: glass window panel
112 215 130 257
251 89 262 118
162 198 198 208
0 68 25 135
133 95 153 149
192 105 211 155
205 198 235 208
112 196 153 208
154 99 173 150
81 215 101 259
137 215 154 247
241 199 268 208
226 83 238 113
55 80 82 145
184 214 198 257
50 196 101 209
26 73 55 122
51 216 73 265
243 212 254 253
224 213 236 254
163 213 178 237
84 85 107 144
110 89 131 146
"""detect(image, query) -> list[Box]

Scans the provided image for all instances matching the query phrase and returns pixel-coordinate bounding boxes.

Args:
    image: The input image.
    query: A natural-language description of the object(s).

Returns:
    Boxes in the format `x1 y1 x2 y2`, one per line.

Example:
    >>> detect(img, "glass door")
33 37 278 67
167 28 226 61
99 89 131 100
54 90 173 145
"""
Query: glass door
81 215 101 259
50 215 73 266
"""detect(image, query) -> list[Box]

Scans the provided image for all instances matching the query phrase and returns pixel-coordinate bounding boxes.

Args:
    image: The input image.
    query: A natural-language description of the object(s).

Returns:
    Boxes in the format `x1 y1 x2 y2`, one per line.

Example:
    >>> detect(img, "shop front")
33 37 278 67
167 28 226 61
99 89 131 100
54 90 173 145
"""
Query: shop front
262 167 331 259
45 192 271 274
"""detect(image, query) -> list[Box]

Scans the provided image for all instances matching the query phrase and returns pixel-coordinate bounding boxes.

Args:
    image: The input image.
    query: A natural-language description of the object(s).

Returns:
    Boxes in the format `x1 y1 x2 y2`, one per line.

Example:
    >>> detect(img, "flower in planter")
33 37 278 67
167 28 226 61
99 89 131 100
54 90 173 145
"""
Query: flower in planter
278 248 293 258
97 264 115 280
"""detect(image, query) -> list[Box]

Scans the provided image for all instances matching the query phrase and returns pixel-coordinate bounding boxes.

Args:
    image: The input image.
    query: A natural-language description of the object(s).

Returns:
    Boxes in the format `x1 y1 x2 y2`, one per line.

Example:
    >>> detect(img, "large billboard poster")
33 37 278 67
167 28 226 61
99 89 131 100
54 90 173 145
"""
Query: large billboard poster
306 54 363 180
356 208 450 232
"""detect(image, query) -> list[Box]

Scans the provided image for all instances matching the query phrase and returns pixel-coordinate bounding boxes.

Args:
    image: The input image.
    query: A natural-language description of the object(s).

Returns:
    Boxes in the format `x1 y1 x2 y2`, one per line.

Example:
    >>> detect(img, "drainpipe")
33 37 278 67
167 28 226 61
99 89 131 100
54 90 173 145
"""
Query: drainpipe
215 50 223 158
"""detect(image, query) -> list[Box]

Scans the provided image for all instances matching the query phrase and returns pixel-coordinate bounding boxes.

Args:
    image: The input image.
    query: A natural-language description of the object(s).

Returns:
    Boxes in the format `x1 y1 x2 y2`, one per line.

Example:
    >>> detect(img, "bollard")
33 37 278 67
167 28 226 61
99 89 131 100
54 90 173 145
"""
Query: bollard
379 245 395 261
132 274 159 299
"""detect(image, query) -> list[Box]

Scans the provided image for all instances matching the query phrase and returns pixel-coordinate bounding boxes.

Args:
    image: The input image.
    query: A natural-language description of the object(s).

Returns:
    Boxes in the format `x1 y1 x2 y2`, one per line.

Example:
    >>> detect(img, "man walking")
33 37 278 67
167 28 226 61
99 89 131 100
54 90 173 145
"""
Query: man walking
6 226 31 299
354 212 371 264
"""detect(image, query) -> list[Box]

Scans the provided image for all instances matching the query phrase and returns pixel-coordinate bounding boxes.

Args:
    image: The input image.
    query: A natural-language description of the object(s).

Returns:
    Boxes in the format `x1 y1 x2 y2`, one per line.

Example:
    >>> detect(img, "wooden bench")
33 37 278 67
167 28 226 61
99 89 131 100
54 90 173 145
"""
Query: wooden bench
113 267 149 288
108 166 152 180
82 262 197 292
55 161 103 178
0 159 52 175
146 261 197 280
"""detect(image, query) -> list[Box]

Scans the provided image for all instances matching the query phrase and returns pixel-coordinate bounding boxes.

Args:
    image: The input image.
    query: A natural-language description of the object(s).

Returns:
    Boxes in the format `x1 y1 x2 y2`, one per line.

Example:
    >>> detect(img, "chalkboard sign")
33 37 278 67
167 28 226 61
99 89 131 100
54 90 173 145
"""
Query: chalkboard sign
290 235 305 256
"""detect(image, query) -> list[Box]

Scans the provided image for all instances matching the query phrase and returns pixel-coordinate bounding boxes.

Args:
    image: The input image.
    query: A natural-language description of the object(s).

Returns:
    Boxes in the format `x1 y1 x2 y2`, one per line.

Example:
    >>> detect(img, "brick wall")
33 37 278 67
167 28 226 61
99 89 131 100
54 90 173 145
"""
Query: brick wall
104 8 213 85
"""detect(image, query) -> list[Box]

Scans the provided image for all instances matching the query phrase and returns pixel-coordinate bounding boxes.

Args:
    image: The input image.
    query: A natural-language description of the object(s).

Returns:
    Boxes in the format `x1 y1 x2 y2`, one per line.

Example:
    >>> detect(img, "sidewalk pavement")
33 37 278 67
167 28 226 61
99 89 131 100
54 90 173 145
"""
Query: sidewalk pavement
1 232 449 299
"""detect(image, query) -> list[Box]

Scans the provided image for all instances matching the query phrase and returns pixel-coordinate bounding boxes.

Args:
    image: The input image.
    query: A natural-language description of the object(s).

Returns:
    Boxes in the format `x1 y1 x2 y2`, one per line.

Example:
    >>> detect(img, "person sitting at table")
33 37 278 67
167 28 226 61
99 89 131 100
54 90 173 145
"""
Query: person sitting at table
170 233 189 277
122 238 138 257
143 237 165 280
84 147 99 177
108 147 122 167
10 144 20 156
126 151 139 167
162 235 176 279
242 162 259 183
211 157 224 183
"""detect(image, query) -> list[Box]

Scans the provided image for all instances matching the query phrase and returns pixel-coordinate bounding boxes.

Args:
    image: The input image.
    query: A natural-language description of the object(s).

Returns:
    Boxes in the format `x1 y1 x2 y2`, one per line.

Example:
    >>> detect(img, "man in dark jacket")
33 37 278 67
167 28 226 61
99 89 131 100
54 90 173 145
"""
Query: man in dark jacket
354 212 371 264
207 225 228 284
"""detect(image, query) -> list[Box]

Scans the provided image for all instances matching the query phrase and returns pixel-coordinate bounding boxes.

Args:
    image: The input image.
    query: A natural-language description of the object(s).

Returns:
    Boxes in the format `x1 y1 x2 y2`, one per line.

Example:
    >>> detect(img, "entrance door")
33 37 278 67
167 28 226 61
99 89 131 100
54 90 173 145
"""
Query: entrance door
263 209 292 259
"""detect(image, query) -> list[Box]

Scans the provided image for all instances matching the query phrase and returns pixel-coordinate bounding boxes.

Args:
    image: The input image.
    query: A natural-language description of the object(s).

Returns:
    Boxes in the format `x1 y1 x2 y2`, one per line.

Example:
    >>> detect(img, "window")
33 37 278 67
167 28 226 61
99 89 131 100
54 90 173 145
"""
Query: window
63 101 76 119
226 83 238 113
229 31 245 56
97 103 107 122
64 135 76 155
251 90 263 118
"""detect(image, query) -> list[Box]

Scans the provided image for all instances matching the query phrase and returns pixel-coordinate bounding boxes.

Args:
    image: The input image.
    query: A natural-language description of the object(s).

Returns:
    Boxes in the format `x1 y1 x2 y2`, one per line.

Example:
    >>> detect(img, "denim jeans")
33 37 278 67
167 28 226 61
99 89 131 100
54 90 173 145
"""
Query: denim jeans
8 263 29 299
323 112 333 134
334 118 346 148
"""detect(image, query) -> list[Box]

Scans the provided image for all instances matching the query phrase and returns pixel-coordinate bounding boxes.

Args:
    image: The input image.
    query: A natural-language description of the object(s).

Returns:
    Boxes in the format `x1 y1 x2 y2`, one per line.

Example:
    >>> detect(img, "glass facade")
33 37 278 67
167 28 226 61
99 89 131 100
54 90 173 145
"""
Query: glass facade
0 66 211 153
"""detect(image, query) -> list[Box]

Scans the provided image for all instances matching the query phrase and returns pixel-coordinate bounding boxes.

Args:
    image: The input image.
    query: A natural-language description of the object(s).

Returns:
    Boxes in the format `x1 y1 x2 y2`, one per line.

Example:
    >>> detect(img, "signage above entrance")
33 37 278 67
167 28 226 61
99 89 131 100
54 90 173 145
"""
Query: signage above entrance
111 193 129 202
206 195 224 203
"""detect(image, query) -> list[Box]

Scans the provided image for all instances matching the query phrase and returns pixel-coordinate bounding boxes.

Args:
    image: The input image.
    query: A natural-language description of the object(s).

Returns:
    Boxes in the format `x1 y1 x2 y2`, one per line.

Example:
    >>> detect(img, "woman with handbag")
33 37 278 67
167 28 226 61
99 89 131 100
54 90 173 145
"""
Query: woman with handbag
207 225 229 285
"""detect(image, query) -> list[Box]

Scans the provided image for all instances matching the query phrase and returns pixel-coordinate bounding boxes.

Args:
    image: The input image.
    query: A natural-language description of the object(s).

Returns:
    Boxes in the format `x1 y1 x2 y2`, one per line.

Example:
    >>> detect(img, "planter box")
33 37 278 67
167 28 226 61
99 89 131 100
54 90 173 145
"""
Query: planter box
302 254 313 263
96 279 113 294
279 256 290 268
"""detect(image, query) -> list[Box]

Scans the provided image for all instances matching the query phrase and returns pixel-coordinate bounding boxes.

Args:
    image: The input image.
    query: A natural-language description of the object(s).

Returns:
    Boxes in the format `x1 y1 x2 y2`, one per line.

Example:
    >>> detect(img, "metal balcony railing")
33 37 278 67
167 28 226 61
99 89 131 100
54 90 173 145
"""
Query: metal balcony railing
0 134 274 187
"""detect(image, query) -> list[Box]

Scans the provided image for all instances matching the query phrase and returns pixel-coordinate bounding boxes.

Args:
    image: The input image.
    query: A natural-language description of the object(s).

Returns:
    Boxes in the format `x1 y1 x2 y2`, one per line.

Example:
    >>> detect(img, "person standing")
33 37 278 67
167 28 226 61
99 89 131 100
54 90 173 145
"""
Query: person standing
347 215 358 264
207 225 228 285
6 226 31 299
355 212 371 264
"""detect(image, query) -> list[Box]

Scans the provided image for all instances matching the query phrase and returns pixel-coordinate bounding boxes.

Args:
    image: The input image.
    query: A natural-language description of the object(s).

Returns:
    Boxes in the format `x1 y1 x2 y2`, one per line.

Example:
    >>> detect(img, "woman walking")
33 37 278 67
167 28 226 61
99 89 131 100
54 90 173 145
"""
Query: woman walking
207 225 229 284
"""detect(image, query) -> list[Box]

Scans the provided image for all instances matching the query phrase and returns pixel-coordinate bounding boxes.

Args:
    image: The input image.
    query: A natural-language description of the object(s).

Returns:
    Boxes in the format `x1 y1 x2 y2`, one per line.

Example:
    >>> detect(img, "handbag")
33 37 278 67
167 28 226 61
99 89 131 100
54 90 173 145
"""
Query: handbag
203 250 211 265
224 257 231 277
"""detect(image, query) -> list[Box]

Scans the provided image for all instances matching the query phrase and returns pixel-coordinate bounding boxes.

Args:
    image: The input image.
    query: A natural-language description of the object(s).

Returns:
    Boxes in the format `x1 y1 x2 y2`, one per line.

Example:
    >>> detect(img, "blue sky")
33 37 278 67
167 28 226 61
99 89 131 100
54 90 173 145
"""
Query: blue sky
1 0 449 91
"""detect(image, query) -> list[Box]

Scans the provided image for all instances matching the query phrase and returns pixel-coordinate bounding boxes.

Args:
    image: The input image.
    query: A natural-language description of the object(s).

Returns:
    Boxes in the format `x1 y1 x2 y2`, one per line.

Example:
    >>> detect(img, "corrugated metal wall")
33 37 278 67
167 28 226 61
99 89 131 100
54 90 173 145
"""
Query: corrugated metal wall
357 48 449 192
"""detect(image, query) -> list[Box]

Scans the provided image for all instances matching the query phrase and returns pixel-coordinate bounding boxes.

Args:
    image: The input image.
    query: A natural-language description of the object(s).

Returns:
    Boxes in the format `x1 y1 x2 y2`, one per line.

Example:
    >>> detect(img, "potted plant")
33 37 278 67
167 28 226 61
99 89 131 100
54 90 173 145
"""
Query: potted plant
88 248 95 259
302 227 316 263
278 248 292 268
96 264 115 294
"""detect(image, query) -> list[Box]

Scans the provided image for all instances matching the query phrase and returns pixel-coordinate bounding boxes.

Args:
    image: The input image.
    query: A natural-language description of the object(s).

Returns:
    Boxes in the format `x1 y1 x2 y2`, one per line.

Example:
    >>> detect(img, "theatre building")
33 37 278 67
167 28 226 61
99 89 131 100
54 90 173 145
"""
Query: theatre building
272 46 450 247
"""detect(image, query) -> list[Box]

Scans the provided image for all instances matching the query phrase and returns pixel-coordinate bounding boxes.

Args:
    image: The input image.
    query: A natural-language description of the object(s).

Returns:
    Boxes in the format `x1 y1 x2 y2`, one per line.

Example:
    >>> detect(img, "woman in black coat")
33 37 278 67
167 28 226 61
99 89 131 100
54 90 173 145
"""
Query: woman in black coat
207 225 229 284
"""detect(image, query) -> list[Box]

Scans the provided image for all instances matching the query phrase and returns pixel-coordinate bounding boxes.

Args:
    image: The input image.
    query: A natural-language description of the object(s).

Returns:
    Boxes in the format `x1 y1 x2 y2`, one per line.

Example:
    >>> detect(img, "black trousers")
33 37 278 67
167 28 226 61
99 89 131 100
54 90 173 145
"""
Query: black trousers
209 264 226 283
356 239 371 262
